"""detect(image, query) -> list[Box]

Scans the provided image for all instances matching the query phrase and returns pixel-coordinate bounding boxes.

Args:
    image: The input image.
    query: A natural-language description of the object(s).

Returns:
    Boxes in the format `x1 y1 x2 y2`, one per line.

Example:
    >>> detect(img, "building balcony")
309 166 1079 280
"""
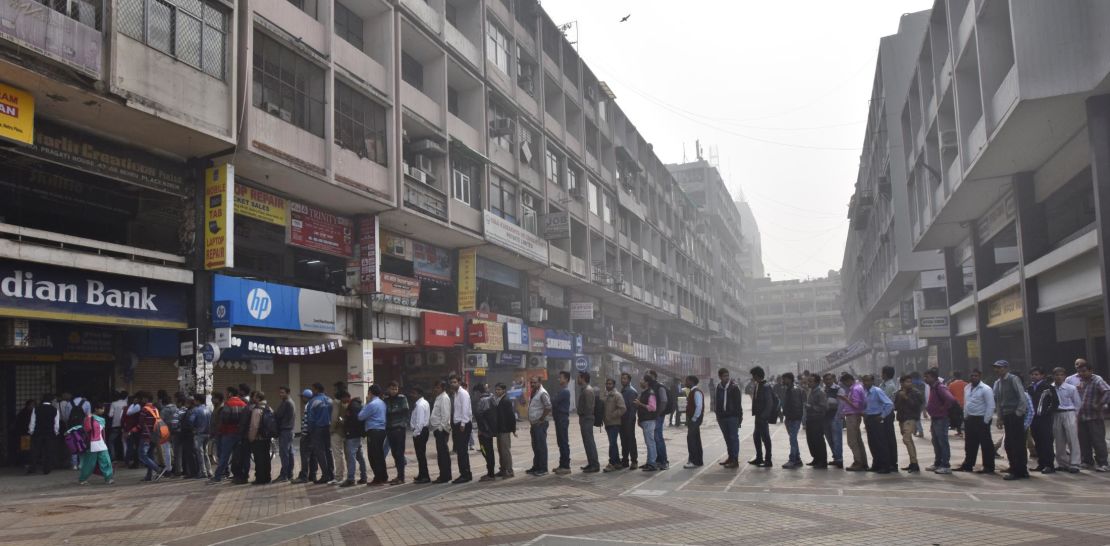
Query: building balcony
550 245 569 270
2 0 102 78
445 24 481 69
447 113 481 152
401 0 442 34
403 179 448 220
571 255 587 277
335 39 389 96
402 81 443 127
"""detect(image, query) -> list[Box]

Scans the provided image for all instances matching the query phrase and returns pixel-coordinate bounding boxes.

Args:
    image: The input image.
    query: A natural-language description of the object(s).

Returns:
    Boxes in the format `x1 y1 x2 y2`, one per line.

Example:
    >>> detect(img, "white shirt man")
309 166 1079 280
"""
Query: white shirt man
410 396 430 437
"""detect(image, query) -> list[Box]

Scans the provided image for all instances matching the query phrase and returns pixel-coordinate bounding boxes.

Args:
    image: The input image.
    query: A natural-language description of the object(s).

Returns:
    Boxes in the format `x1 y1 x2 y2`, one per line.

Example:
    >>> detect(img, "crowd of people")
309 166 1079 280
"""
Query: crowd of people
13 357 1110 487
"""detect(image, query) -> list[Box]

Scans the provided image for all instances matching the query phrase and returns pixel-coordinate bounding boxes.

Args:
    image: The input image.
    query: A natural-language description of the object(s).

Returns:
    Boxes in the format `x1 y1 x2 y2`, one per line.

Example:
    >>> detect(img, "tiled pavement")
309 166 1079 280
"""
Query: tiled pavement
2 418 1110 546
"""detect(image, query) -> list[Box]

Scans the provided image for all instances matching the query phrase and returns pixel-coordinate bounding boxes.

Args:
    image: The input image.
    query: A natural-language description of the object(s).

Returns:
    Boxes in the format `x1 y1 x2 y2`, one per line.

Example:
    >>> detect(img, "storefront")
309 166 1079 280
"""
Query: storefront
374 311 464 390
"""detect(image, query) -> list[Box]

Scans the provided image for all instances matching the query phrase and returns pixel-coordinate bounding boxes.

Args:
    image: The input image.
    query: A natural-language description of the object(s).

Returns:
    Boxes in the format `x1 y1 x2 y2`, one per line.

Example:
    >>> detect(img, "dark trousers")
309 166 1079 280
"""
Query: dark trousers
864 415 888 471
619 418 637 465
28 434 55 473
961 415 994 471
366 429 388 482
232 437 252 481
1078 418 1109 466
413 428 430 479
387 427 407 480
452 423 472 478
278 429 294 480
1003 414 1029 477
805 418 827 466
882 413 898 470
250 439 271 483
605 425 621 466
554 415 570 469
180 431 198 478
752 417 771 461
687 420 703 466
478 435 496 477
433 429 452 479
310 426 334 481
1030 415 1055 469
297 432 317 480
530 422 548 472
127 432 140 467
579 417 599 468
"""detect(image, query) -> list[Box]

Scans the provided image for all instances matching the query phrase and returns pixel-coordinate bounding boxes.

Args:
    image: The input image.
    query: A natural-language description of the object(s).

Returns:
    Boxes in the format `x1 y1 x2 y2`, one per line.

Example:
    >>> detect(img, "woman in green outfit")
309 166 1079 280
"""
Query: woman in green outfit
79 405 114 485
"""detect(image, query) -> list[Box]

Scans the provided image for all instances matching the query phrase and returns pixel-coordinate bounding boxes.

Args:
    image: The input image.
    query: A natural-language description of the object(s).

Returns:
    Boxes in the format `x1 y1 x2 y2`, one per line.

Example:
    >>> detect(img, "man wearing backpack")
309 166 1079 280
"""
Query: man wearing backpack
575 372 601 473
135 392 166 481
474 384 497 482
248 392 274 484
749 366 775 468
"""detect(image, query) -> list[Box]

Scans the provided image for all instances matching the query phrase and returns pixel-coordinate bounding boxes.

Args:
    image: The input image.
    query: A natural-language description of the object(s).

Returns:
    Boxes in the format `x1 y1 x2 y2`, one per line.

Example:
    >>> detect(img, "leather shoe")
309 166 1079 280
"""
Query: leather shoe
432 477 451 484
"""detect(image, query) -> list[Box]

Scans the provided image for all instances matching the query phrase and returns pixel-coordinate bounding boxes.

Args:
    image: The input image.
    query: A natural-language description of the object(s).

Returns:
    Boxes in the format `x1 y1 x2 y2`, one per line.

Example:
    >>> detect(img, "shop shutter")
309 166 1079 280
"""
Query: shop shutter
259 361 290 400
127 358 180 396
213 365 256 395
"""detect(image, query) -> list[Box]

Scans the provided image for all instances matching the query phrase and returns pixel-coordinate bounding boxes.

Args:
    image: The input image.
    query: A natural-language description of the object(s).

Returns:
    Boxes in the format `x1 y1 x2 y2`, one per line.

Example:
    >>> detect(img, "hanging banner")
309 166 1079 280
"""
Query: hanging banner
0 82 34 145
378 272 421 306
234 184 287 225
458 248 477 312
413 241 452 284
289 201 354 257
357 215 379 294
204 164 234 270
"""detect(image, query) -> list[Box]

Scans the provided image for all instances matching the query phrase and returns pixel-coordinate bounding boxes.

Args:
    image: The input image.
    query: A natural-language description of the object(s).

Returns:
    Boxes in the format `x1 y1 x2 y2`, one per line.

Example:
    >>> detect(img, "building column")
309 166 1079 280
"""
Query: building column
1013 172 1055 375
942 247 969 376
970 225 1002 368
1087 94 1110 378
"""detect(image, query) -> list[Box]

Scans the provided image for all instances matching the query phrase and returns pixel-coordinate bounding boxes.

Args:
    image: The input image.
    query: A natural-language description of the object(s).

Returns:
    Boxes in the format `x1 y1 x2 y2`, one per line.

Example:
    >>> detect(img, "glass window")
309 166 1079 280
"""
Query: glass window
490 176 518 223
334 2 364 50
402 52 424 91
603 192 613 225
448 87 459 116
453 169 471 206
118 0 227 79
516 46 536 97
519 125 536 168
545 149 561 186
567 168 579 193
452 159 480 209
486 19 511 74
334 82 387 165
521 195 538 235
252 31 325 136
588 180 600 215
489 100 511 150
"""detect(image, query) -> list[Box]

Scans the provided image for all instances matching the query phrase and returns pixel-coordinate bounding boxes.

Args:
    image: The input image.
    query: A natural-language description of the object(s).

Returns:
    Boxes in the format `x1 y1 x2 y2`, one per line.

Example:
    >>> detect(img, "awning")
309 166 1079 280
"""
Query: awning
449 138 491 164
824 340 872 368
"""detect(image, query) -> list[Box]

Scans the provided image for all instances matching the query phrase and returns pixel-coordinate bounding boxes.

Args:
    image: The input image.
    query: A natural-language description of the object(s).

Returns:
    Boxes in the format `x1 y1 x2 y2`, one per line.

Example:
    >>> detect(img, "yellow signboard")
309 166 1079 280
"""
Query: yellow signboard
458 248 477 312
966 338 980 359
204 164 235 270
0 82 34 145
234 184 287 225
986 289 1023 328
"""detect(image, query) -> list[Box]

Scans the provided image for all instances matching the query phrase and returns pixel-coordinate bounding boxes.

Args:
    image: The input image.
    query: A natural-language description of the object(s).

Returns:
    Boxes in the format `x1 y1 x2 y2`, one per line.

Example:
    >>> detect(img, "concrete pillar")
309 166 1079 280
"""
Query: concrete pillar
1013 172 1055 374
942 247 969 376
347 341 372 400
970 225 1001 368
1086 94 1110 378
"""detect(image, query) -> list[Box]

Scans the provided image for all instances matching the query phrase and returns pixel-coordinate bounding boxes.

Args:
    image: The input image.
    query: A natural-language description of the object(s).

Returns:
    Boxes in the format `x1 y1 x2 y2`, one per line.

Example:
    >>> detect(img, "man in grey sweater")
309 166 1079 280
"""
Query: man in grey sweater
576 372 600 473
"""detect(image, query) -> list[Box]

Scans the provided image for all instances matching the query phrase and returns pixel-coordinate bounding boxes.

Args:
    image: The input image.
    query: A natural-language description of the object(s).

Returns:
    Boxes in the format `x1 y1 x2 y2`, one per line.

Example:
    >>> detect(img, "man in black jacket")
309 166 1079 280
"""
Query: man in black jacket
493 383 516 478
749 366 774 467
1027 367 1059 473
780 373 805 469
384 381 411 485
273 387 296 482
803 375 828 468
338 392 367 487
474 384 497 481
715 368 743 468
26 394 59 474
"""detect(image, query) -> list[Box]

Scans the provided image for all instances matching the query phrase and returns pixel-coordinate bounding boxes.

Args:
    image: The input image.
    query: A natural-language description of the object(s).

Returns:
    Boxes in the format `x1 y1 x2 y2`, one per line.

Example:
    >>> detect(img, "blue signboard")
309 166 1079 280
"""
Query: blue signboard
212 300 231 328
212 275 338 333
574 356 590 372
544 330 574 359
0 259 187 328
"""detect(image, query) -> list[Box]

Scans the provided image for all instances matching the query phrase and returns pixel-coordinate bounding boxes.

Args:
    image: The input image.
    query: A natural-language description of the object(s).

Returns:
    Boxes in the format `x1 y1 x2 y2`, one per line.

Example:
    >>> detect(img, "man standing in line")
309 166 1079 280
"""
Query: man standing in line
993 360 1030 480
576 372 601 473
861 375 893 474
647 371 670 470
384 381 410 485
552 371 572 475
949 371 968 437
879 366 900 470
26 393 59 475
526 376 552 476
292 389 317 484
306 383 336 484
619 373 639 470
1027 367 1059 474
924 369 956 475
748 366 774 468
359 384 388 486
493 383 516 478
474 384 497 482
338 391 367 487
822 373 844 468
273 387 296 482
449 374 473 483
408 386 431 484
894 374 924 473
1052 367 1081 473
779 373 804 469
108 391 128 462
329 385 346 485
1066 359 1109 472
602 378 626 472
715 368 742 468
247 392 272 485
633 376 659 472
839 373 867 471
803 374 827 469
955 369 995 474
683 375 705 469
188 394 212 479
209 388 246 484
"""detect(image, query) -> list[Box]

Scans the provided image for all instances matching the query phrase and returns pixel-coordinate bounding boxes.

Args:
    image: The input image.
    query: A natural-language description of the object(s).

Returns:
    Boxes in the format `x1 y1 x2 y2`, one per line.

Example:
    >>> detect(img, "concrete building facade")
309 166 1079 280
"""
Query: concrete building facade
751 271 844 376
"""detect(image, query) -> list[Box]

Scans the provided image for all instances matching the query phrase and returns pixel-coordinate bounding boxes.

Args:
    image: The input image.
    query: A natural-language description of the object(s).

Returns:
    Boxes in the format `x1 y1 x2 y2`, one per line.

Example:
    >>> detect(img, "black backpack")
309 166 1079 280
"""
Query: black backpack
593 390 605 427
659 385 676 416
67 399 87 430
259 407 278 439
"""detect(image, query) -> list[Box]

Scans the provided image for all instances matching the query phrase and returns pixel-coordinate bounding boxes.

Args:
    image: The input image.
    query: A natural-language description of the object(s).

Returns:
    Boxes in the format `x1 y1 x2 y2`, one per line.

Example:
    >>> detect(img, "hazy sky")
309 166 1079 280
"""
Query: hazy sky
542 0 933 281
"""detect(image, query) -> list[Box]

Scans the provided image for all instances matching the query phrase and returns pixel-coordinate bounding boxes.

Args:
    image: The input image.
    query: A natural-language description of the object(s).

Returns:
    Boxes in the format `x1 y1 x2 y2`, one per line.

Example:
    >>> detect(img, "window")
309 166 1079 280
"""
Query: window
602 192 614 225
453 169 471 206
452 158 480 208
334 82 387 165
445 3 458 27
598 99 606 122
519 125 536 168
119 0 227 79
286 0 319 18
522 194 538 235
447 87 460 116
588 180 600 215
334 2 364 50
486 20 511 75
489 100 511 150
252 31 325 136
517 46 536 97
567 167 580 193
545 149 561 186
402 52 424 91
490 176 518 223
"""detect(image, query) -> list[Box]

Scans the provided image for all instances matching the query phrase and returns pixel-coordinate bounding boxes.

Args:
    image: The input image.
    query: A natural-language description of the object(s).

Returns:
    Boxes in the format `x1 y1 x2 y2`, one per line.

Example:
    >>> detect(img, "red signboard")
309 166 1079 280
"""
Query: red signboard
468 322 488 345
528 327 546 353
289 201 354 257
422 312 463 347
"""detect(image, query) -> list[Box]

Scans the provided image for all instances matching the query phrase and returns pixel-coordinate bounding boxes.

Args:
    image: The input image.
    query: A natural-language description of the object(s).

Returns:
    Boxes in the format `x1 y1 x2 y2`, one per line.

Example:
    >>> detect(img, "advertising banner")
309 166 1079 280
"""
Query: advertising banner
204 164 234 270
422 312 463 347
289 201 354 257
505 322 530 352
234 184 287 225
542 210 570 240
0 82 34 145
470 319 505 351
380 230 413 260
483 211 548 264
528 327 546 353
357 216 379 294
379 272 421 306
212 274 337 333
458 248 477 312
987 289 1023 328
916 309 951 338
413 241 452 284
544 330 574 358
570 302 594 320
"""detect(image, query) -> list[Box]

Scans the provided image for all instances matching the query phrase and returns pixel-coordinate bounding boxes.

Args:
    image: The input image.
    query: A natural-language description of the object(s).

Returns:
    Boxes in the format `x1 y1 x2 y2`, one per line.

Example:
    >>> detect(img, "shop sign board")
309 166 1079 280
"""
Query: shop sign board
886 334 918 352
570 302 594 320
528 327 546 353
542 210 570 240
469 319 504 351
0 81 34 145
483 211 548 264
289 201 354 257
0 259 188 328
458 248 477 312
544 330 575 358
234 184 287 225
204 164 234 270
505 322 530 352
357 216 380 294
497 352 524 367
378 272 421 306
422 312 464 347
213 274 337 333
380 230 413 260
916 309 951 338
574 355 589 372
413 241 452 284
986 289 1023 328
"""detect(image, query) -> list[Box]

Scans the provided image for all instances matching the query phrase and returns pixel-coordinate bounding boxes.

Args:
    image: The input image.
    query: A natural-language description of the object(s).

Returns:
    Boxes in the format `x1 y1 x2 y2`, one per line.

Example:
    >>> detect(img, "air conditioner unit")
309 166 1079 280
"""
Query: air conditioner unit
527 355 545 368
466 353 488 368
427 351 446 366
522 193 535 208
489 118 514 137
411 138 446 155
414 154 434 175
407 168 429 184
940 131 958 152
405 353 424 368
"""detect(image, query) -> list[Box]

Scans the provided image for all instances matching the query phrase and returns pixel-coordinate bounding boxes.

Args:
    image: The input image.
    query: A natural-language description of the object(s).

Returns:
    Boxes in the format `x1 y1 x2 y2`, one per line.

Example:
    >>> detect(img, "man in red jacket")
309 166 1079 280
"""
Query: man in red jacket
209 387 248 483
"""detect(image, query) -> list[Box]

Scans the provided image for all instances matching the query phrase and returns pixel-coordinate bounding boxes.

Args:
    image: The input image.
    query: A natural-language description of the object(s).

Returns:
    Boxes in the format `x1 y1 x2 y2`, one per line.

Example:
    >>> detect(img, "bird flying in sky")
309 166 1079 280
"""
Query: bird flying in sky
619 14 631 22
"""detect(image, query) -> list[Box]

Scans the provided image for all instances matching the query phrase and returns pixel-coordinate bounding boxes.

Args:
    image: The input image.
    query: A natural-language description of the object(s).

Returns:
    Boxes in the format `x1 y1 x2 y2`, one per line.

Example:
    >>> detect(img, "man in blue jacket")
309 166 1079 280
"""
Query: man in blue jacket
306 383 335 484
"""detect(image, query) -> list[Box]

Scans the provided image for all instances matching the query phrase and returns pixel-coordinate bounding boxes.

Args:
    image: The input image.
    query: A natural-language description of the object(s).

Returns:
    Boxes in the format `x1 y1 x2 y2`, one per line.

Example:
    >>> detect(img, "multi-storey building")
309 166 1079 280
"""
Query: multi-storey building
735 200 764 281
751 272 844 376
0 0 736 462
846 1 1110 377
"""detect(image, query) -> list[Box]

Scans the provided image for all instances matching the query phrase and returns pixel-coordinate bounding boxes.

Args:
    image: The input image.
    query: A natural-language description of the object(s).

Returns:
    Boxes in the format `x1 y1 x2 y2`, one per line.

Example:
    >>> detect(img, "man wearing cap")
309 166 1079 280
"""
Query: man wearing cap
992 360 1029 480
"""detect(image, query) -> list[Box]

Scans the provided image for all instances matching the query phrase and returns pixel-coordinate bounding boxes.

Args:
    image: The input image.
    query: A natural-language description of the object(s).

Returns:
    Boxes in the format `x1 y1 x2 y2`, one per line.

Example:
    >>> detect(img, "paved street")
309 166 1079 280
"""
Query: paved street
3 418 1110 546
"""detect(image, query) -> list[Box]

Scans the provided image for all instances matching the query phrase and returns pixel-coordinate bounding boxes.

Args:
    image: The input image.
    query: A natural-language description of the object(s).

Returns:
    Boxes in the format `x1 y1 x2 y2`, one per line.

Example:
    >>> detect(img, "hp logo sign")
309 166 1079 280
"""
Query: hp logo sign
246 288 272 320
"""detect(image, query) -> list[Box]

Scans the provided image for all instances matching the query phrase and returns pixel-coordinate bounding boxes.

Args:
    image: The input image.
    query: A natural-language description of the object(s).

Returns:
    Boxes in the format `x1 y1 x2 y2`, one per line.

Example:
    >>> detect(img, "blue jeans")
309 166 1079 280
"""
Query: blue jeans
786 420 802 463
194 433 211 478
931 417 950 468
825 417 843 462
605 425 621 466
345 437 367 481
212 435 238 481
718 416 740 461
138 438 161 478
654 415 668 465
554 415 570 469
278 430 294 479
641 419 657 467
530 421 549 472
